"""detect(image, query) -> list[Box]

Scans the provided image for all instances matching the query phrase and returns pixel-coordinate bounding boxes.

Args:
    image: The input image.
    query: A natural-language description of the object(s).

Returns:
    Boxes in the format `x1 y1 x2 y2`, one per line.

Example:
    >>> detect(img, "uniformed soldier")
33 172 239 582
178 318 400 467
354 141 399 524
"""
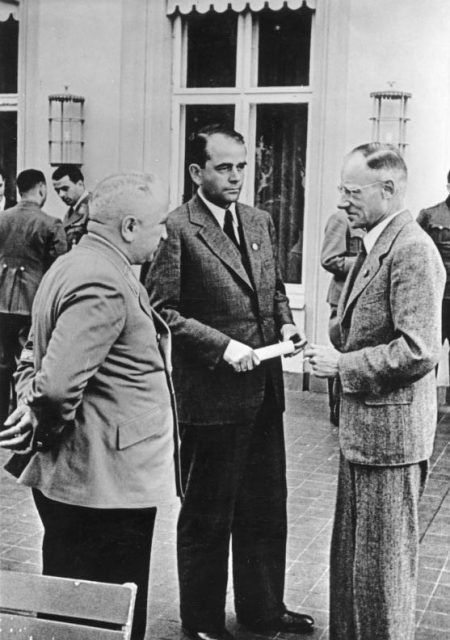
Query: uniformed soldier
0 169 67 425
417 170 450 395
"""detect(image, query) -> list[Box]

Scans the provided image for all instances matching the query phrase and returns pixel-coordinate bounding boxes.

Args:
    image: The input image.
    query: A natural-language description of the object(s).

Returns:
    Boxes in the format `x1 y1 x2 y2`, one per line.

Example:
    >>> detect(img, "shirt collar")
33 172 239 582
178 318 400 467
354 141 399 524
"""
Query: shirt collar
198 189 237 227
0 196 5 211
363 208 406 254
73 190 89 211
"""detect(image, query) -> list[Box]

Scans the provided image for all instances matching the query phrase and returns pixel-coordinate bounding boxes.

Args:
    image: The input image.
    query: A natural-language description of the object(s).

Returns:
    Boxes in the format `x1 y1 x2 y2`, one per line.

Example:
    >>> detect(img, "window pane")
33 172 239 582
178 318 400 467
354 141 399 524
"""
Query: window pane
0 112 17 201
183 104 235 203
187 11 237 88
0 15 18 93
254 104 308 284
258 9 312 87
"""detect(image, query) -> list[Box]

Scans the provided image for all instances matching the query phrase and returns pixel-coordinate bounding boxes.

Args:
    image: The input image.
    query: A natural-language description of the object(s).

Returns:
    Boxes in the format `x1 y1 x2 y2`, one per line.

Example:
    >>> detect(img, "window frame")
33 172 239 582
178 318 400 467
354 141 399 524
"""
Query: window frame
170 9 314 303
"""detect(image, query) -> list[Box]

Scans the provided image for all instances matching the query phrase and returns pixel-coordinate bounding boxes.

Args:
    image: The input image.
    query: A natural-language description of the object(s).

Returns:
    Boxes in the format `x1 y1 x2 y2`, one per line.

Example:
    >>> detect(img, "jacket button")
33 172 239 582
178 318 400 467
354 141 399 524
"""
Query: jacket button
2 263 7 269
20 266 25 272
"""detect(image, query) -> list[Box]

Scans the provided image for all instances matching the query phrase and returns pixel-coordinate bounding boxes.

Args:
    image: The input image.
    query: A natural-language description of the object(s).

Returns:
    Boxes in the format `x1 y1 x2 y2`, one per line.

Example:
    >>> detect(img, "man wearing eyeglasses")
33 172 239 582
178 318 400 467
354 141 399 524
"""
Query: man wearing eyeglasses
305 143 445 639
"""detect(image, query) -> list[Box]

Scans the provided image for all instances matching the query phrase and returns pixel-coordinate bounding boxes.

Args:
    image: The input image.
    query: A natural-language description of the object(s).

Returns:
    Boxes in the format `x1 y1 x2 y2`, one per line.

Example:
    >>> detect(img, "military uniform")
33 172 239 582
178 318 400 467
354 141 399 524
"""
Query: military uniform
417 196 450 385
0 200 67 424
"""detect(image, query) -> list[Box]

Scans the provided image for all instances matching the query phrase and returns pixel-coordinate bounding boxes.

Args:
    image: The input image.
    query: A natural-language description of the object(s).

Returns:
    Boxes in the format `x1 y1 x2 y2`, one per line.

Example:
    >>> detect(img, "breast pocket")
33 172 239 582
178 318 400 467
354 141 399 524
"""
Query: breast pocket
116 408 164 450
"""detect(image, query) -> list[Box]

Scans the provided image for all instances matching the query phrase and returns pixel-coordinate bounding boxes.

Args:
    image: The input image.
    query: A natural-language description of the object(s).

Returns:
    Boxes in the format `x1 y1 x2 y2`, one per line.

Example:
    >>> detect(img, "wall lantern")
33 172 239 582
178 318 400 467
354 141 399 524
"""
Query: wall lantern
48 87 85 166
370 83 411 156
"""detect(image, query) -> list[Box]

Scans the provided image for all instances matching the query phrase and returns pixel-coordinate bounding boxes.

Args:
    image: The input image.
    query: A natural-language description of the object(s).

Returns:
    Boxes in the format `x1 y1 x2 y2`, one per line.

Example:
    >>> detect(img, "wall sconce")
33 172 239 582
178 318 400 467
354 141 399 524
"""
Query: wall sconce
370 83 411 155
48 87 85 166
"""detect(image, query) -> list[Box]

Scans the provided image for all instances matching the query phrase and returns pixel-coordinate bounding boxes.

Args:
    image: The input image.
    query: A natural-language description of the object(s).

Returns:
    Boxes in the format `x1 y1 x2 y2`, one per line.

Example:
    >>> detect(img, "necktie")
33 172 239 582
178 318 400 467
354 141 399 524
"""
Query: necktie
223 209 240 249
347 246 367 292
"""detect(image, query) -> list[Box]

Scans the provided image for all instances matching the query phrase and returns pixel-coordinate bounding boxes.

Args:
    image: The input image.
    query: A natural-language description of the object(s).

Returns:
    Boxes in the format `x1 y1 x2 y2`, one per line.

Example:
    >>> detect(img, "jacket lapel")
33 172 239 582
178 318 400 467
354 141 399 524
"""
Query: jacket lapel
189 195 254 291
237 204 263 291
340 210 413 325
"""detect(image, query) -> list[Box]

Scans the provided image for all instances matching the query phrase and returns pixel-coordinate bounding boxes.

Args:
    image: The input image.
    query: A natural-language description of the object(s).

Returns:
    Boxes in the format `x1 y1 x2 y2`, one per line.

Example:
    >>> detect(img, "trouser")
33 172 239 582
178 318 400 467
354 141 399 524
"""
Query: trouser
177 386 287 632
330 453 427 640
32 489 157 640
442 298 450 377
0 313 30 426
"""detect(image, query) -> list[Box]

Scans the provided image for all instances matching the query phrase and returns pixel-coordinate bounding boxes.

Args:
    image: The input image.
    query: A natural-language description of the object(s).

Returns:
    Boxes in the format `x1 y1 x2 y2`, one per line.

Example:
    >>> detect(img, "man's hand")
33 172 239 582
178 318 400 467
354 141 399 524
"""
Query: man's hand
304 344 340 378
280 323 307 356
0 405 34 453
223 340 261 372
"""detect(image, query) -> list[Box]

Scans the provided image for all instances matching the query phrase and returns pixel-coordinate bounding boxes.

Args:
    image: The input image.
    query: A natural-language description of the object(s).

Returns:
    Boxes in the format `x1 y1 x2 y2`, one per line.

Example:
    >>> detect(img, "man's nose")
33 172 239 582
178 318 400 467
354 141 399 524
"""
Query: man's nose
229 167 241 182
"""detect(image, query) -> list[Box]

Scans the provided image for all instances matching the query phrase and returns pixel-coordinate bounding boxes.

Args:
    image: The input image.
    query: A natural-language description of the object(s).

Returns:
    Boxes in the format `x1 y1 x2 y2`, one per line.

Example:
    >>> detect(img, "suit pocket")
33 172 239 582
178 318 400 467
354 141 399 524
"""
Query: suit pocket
117 408 163 450
364 386 413 406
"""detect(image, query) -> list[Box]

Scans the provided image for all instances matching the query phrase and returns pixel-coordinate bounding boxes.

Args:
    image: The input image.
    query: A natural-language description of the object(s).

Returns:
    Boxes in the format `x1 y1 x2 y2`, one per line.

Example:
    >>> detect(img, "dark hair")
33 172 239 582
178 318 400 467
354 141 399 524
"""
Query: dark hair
16 169 46 195
0 166 5 179
52 164 84 183
351 142 407 179
187 124 245 168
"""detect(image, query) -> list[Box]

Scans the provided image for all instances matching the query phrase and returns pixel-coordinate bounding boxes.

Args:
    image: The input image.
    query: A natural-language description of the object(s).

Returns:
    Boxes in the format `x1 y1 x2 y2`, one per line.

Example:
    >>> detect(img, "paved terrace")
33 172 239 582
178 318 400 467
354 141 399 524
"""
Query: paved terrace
1 391 449 640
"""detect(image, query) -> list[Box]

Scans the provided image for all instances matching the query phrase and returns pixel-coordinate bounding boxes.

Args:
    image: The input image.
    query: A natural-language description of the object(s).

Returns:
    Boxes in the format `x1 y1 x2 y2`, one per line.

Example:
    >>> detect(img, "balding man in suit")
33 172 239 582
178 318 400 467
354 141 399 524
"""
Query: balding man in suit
0 172 179 640
306 143 445 640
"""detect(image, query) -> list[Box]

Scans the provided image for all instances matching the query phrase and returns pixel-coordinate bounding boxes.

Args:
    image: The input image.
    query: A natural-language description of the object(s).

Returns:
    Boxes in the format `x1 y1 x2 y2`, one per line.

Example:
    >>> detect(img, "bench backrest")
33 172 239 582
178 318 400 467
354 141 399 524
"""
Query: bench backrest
0 570 136 639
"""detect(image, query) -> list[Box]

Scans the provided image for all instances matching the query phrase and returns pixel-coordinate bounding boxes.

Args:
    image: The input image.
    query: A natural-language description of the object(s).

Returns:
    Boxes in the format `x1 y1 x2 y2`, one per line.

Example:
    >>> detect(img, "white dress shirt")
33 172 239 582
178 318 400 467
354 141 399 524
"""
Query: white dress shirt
363 209 406 255
198 189 240 241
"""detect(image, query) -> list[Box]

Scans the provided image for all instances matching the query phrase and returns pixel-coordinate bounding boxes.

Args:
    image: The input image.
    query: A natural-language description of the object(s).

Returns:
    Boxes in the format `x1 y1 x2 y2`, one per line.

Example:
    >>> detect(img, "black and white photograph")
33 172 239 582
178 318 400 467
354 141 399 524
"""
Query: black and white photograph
0 1 449 639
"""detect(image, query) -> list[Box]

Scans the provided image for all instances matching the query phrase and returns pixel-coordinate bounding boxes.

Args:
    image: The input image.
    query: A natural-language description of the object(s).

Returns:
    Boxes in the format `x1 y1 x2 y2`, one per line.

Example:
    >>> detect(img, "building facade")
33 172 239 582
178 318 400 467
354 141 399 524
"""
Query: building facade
2 0 449 383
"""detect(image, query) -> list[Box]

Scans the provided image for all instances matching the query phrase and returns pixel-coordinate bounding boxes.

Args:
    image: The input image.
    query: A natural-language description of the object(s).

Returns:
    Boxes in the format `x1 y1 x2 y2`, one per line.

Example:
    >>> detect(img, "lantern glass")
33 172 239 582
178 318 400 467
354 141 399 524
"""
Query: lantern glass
370 90 411 155
48 91 85 166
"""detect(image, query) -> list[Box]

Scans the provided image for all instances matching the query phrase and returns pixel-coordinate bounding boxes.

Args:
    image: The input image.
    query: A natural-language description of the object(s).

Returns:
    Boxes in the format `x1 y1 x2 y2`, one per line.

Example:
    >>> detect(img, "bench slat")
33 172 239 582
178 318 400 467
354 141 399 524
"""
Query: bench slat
0 613 126 640
0 572 135 625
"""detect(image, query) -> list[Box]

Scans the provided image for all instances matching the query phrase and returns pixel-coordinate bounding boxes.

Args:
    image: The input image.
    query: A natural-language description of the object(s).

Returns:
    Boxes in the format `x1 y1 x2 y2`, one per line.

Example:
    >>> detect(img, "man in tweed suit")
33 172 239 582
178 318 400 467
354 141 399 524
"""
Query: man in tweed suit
147 124 314 640
306 143 445 639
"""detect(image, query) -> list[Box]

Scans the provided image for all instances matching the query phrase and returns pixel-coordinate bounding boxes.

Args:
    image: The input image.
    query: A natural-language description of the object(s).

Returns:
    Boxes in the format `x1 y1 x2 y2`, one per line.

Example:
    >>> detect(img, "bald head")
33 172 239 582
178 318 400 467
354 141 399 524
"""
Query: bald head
88 173 167 264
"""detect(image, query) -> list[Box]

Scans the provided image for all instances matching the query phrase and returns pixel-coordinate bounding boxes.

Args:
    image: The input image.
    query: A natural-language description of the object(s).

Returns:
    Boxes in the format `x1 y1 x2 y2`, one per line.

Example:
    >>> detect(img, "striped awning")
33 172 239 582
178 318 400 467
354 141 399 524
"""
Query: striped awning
0 0 18 22
167 0 316 15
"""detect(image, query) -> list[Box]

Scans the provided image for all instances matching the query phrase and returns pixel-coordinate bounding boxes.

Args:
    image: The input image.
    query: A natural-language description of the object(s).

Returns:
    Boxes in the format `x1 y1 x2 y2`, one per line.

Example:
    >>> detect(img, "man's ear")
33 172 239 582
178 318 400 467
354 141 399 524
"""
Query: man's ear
446 183 450 195
121 216 136 242
382 179 395 198
189 164 202 187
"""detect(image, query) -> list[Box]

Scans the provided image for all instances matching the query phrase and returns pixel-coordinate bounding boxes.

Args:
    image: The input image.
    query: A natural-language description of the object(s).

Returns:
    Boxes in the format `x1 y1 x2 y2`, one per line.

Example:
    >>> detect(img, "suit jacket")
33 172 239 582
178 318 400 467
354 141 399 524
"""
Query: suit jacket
63 192 90 248
331 210 446 466
147 194 294 425
11 233 180 508
416 197 450 298
0 201 67 315
321 211 365 307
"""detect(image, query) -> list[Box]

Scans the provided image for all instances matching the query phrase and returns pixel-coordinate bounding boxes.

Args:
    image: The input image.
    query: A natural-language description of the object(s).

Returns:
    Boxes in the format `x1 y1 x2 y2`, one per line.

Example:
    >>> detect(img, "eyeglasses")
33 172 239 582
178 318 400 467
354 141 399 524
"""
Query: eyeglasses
337 181 383 198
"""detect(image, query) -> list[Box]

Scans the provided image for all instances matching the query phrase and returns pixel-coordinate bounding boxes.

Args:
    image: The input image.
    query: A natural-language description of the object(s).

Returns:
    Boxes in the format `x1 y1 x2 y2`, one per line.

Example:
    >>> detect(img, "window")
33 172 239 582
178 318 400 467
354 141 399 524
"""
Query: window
171 6 313 286
0 12 18 202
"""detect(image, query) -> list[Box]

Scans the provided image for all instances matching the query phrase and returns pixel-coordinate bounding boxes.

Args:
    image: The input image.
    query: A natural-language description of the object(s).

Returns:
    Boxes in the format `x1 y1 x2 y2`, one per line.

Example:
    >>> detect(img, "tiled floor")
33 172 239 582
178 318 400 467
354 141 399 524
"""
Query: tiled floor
1 391 449 639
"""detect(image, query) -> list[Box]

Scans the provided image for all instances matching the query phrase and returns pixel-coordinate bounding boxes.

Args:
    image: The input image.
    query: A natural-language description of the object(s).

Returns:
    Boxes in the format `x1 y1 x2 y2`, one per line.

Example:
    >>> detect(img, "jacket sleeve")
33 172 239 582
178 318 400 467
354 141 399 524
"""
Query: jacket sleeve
45 219 68 269
338 238 445 395
147 219 230 369
321 212 356 277
22 279 126 426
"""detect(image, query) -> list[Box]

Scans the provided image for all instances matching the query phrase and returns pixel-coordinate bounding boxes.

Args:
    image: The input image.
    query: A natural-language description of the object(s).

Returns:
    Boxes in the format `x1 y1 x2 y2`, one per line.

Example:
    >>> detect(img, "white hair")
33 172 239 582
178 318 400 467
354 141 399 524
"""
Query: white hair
90 172 165 226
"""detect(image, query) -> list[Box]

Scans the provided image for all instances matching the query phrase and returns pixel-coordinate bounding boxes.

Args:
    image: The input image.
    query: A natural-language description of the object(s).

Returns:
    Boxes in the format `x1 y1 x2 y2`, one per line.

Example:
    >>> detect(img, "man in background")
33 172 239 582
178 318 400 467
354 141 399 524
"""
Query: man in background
0 168 66 427
417 170 450 398
306 143 445 639
0 172 178 640
148 124 313 640
320 210 365 424
0 166 16 211
52 164 90 247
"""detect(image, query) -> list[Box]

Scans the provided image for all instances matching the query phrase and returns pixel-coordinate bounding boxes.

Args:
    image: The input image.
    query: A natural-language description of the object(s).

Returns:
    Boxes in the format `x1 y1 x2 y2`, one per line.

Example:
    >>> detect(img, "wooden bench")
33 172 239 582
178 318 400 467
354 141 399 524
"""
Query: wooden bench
0 570 136 639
